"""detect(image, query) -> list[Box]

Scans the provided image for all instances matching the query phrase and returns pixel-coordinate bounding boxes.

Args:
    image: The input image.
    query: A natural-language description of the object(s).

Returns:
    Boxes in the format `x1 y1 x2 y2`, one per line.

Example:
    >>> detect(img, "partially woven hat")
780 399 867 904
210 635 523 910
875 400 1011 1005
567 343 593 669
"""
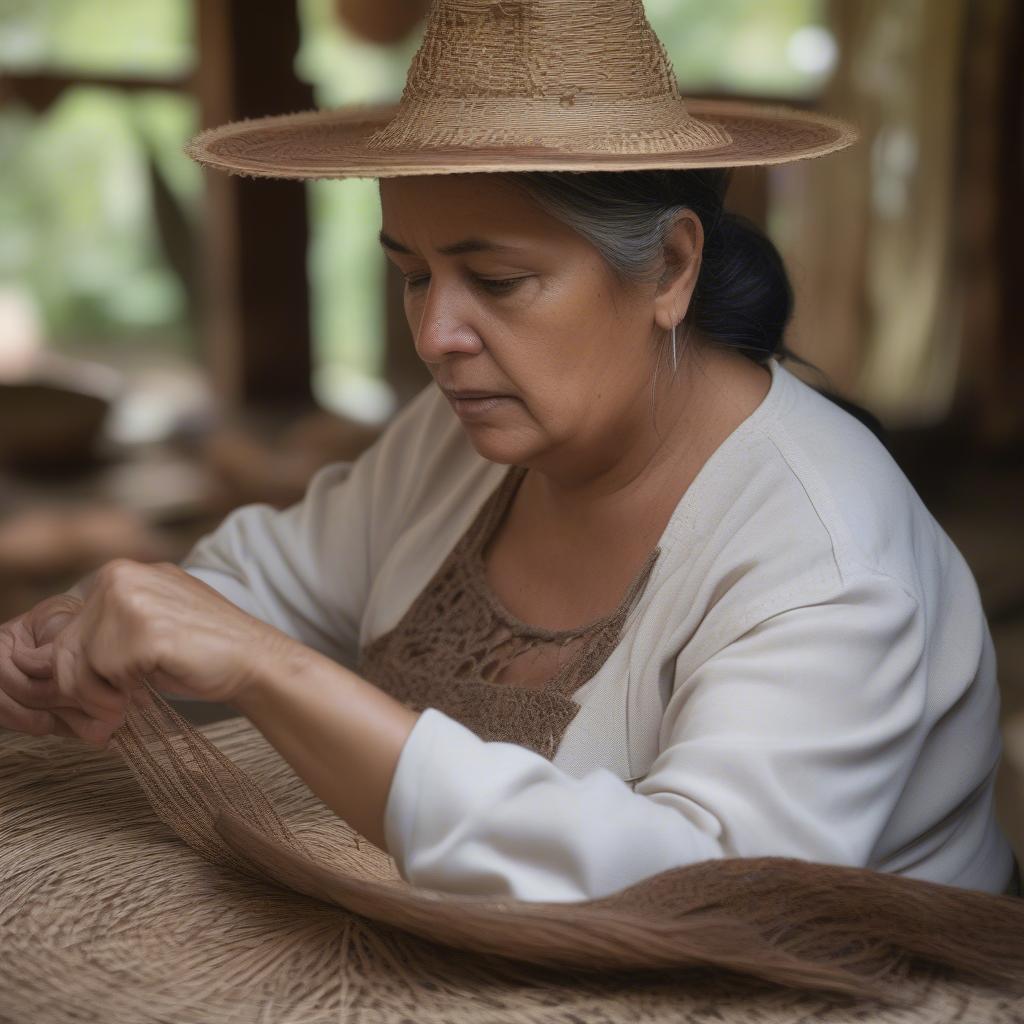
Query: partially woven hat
3 690 1024 1024
186 0 858 180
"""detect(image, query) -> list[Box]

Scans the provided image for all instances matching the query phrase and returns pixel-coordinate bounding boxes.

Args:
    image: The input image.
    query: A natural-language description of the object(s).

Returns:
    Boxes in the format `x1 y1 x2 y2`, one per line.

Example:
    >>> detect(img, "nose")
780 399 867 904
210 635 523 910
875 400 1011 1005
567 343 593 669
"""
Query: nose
411 277 484 365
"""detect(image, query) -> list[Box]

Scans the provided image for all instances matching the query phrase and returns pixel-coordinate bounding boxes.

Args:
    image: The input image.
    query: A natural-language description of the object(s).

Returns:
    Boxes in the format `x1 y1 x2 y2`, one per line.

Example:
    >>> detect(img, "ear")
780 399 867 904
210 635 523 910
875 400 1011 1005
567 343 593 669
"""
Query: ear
652 210 704 333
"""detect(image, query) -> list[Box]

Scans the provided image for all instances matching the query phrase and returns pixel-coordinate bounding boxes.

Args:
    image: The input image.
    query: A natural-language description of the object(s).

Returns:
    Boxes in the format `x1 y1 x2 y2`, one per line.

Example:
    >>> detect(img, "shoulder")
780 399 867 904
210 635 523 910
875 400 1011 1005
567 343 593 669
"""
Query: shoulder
656 362 969 656
758 364 949 598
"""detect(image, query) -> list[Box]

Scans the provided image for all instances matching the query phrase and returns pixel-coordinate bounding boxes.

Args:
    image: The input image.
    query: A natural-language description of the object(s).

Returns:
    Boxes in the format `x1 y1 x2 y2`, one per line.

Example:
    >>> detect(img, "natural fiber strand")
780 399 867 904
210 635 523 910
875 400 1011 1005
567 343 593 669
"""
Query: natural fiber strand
2 689 1023 1023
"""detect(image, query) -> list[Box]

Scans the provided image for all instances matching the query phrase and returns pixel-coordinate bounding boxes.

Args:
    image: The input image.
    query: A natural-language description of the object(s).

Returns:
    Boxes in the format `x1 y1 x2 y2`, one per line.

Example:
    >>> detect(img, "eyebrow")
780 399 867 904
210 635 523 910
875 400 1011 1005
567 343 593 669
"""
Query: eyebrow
378 231 524 257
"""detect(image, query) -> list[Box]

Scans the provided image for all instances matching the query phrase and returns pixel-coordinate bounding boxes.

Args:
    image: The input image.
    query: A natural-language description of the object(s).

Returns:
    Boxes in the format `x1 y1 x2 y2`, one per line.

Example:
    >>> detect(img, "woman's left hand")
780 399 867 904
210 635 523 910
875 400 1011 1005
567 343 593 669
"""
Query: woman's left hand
11 559 296 746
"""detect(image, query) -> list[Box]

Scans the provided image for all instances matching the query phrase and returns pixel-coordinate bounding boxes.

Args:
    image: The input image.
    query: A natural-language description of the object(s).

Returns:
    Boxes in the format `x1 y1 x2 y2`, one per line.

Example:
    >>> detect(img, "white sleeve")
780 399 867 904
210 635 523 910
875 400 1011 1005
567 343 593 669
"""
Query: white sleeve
180 385 440 669
383 571 925 902
182 461 366 667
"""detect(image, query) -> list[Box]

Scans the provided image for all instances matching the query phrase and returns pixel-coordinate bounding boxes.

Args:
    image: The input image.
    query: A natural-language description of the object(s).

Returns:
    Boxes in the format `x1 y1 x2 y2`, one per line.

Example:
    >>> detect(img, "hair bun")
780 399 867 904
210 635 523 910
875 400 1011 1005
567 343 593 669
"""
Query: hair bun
689 210 794 361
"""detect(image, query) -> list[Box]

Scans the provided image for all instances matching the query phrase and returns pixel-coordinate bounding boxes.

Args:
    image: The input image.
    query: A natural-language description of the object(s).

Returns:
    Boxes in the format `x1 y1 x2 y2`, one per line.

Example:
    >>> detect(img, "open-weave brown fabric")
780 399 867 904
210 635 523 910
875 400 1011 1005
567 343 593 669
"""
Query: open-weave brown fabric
358 464 660 759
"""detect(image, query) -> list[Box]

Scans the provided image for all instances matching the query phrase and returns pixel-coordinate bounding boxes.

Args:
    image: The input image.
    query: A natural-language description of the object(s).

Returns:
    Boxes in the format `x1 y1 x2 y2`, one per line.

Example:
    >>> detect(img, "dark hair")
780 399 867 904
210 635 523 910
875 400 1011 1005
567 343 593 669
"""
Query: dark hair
503 168 889 447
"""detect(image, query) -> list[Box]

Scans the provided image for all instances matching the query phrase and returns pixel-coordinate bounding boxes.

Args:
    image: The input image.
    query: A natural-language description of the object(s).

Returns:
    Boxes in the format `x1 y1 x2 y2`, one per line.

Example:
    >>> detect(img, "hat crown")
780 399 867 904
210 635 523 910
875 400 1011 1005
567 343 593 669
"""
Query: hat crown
403 0 682 106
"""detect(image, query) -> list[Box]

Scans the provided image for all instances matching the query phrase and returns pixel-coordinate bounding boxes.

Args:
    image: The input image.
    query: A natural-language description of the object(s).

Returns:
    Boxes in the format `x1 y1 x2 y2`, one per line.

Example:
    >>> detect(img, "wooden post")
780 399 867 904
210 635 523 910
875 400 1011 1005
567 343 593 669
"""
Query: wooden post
724 167 769 230
194 0 315 411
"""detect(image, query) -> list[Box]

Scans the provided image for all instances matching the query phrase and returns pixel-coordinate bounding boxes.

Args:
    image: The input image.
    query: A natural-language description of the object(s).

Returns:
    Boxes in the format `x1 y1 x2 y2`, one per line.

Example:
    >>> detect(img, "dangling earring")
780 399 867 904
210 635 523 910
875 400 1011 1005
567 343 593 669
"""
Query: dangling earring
671 322 678 373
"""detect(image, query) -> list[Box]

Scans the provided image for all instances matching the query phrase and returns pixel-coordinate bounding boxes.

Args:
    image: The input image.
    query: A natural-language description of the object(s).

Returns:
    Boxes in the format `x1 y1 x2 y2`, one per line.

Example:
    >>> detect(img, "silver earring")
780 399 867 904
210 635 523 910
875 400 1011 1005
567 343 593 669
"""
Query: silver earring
671 322 678 372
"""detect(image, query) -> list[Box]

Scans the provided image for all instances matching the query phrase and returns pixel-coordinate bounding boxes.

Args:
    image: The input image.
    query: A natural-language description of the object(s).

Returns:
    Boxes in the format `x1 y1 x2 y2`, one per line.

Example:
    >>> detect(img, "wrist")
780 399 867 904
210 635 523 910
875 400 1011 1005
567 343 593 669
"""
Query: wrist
234 629 313 715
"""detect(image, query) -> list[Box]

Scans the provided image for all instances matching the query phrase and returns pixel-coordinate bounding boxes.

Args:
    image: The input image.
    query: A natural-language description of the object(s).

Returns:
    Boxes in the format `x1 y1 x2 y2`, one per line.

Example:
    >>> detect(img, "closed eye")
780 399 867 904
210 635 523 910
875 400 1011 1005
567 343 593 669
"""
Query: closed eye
403 273 529 295
477 276 528 294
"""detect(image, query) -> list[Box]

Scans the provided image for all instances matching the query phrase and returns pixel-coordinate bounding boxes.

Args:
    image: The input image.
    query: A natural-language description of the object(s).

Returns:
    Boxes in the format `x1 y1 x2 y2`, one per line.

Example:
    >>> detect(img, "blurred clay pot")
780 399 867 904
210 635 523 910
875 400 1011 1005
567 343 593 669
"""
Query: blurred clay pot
0 381 110 474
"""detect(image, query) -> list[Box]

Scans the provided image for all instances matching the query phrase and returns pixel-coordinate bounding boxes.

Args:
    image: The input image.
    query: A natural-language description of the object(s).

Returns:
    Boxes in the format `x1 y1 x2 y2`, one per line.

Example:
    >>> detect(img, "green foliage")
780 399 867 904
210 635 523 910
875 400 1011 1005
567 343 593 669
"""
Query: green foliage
0 86 199 347
648 0 827 96
0 0 197 350
0 0 192 74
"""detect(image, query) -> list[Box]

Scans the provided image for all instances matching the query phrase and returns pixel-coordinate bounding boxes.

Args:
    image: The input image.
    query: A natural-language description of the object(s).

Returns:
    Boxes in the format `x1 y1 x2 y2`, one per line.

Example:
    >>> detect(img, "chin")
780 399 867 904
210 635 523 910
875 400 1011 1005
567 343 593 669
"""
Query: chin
460 425 537 466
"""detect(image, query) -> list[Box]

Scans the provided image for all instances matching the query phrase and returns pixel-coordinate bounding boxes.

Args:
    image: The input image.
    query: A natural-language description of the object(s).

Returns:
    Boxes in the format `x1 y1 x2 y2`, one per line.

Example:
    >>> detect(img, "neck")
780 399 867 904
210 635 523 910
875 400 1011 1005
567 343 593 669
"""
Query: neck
521 347 771 534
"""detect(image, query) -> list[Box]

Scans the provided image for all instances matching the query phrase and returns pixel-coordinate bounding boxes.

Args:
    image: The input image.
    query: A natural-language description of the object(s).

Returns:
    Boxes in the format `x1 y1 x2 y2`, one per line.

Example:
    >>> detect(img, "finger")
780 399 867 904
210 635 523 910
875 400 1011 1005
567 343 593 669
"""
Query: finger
52 645 131 721
0 669 70 711
10 639 55 680
52 707 119 750
34 610 78 646
2 635 71 710
26 594 83 646
0 687 68 738
30 598 81 643
48 714 76 739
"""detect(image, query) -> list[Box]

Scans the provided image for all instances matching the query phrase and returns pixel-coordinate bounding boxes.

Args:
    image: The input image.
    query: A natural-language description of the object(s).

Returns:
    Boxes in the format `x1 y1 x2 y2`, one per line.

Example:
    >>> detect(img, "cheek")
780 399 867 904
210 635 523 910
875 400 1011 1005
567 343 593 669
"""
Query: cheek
534 310 652 432
510 282 598 369
523 281 636 388
403 292 424 332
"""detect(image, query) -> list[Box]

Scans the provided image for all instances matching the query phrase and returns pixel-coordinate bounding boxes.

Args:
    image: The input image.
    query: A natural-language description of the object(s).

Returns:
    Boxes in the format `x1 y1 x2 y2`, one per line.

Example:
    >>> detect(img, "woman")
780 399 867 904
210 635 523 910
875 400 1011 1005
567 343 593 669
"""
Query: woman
0 0 1019 906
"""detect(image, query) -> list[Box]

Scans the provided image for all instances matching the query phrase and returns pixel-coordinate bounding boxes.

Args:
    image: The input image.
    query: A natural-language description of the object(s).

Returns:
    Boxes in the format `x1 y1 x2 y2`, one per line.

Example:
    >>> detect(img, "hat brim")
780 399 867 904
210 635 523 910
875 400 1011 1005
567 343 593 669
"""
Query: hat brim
186 98 857 180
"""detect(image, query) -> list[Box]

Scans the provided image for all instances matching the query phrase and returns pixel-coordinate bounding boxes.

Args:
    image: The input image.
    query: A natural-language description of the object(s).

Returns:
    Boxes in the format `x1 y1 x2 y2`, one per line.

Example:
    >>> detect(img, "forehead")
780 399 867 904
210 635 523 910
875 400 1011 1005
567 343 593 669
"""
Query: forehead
378 174 572 248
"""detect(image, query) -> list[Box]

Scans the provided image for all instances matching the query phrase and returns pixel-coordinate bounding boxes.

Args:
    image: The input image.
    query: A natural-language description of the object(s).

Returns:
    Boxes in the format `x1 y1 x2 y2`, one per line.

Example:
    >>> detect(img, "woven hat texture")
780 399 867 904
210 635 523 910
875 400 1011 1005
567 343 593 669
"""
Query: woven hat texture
186 0 859 179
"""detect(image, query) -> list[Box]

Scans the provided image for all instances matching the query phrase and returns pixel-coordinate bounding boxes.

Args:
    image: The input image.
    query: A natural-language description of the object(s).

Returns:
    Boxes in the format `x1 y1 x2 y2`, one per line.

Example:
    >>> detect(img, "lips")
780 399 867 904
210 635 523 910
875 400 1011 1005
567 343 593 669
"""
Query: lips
442 387 506 400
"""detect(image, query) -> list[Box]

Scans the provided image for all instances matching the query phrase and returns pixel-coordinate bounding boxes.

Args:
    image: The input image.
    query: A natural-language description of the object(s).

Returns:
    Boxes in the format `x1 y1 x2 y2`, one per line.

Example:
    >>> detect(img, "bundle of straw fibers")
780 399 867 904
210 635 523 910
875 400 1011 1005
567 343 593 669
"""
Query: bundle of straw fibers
1 687 1023 1024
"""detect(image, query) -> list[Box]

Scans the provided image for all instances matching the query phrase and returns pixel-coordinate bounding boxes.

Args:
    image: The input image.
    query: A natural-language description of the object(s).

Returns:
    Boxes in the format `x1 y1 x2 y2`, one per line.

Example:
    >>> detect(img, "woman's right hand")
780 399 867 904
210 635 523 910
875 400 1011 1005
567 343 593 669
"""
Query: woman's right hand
0 594 83 738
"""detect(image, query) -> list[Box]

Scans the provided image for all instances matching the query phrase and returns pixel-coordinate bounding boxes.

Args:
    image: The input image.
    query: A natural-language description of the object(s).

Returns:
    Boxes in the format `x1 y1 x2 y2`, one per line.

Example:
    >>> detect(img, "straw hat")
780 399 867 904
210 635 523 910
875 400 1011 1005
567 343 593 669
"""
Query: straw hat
186 0 858 180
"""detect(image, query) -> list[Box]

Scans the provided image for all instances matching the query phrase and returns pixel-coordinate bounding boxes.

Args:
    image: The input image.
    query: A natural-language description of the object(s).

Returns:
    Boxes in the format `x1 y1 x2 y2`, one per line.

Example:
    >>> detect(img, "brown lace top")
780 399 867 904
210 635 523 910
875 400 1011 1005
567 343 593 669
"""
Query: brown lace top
357 464 661 761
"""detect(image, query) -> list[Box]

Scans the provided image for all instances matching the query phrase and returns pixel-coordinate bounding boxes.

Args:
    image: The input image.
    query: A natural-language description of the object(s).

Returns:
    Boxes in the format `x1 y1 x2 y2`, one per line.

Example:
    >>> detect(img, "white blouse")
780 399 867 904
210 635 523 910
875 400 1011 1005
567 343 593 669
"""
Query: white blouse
182 358 1017 901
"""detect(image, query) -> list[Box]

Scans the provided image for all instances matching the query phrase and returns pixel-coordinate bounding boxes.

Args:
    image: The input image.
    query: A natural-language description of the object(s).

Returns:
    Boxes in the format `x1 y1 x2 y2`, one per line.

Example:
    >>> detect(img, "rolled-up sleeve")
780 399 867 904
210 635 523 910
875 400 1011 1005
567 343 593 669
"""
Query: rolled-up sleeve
182 460 370 667
383 571 925 901
181 385 440 668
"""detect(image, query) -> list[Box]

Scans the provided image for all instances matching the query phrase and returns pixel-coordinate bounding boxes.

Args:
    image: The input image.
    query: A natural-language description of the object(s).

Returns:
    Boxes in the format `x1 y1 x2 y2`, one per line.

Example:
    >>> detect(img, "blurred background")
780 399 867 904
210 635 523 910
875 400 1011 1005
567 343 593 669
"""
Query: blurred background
0 0 1022 868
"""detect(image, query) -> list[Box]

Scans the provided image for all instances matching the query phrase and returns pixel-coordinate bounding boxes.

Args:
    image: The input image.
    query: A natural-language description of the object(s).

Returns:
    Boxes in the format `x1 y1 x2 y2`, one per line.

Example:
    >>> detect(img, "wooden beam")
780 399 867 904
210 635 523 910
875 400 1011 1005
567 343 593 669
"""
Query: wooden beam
994 1 1024 445
725 167 769 229
194 0 315 411
0 72 191 113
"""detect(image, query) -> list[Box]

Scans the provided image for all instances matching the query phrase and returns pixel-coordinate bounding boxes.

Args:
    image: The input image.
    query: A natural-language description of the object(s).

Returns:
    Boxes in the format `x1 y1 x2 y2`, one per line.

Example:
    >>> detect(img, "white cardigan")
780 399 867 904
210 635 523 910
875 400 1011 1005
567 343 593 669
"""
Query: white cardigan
182 358 1017 901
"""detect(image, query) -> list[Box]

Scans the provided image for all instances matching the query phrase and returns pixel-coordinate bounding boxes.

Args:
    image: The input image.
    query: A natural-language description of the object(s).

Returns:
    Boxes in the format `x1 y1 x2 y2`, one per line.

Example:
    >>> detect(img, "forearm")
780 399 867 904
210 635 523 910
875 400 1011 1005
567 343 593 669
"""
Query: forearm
233 639 421 853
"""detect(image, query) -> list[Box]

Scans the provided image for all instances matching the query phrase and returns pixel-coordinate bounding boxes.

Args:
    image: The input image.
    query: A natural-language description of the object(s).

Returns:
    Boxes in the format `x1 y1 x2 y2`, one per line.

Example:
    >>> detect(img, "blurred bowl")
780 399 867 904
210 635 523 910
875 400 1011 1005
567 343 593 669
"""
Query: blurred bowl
0 381 111 474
